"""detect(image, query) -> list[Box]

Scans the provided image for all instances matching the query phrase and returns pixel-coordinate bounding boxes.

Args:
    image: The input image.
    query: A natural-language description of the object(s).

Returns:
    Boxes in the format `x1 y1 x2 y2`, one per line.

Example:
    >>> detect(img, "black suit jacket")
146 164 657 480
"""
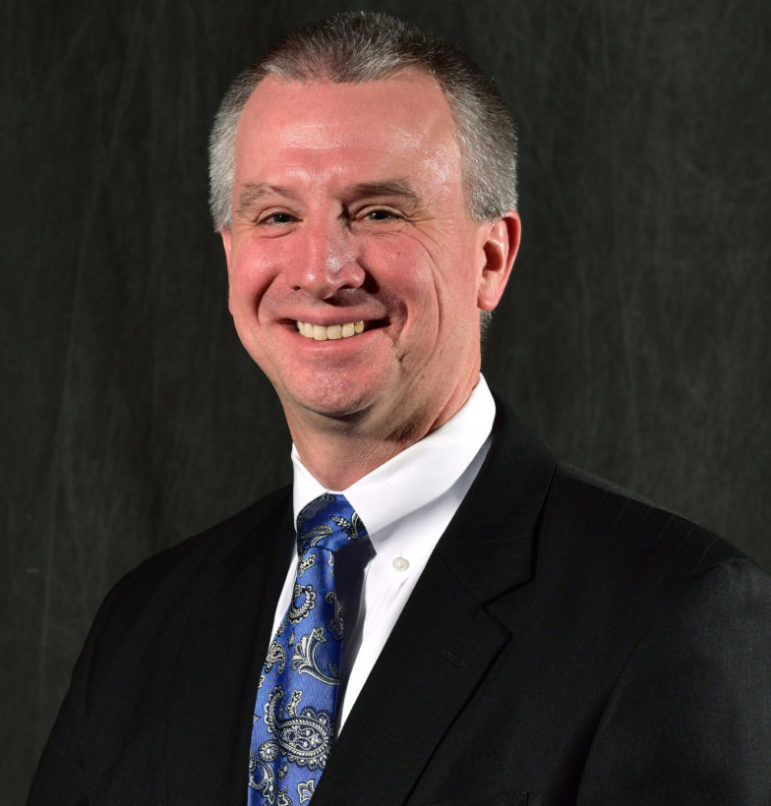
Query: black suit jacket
29 403 771 805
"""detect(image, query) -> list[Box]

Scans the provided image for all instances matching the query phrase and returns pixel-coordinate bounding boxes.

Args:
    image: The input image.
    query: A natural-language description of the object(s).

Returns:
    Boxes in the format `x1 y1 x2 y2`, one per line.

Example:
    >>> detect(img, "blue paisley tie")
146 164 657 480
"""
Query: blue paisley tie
248 493 367 806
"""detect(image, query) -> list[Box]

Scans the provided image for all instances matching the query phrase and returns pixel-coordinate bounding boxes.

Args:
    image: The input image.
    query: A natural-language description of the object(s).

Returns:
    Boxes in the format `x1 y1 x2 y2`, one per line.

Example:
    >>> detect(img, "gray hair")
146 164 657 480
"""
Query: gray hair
208 11 518 231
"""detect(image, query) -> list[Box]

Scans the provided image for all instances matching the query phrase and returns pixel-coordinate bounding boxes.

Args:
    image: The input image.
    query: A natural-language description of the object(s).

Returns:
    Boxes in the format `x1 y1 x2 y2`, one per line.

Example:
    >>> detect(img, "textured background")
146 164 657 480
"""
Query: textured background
3 0 770 801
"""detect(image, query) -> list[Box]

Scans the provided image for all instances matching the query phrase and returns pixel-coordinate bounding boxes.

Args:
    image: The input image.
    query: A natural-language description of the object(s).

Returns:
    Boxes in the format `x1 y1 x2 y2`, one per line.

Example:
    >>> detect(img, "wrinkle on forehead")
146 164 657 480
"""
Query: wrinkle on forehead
236 73 460 155
271 119 430 154
237 139 459 198
232 73 465 212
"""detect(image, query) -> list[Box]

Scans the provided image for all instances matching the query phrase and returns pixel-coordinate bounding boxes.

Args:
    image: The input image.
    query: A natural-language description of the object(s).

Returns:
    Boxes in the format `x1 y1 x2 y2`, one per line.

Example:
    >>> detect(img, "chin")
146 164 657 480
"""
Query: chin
288 386 376 422
283 365 386 412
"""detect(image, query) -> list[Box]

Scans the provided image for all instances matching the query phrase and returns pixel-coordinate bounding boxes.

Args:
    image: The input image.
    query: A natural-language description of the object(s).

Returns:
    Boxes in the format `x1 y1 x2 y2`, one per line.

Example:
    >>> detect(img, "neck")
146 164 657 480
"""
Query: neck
292 432 412 490
286 381 478 490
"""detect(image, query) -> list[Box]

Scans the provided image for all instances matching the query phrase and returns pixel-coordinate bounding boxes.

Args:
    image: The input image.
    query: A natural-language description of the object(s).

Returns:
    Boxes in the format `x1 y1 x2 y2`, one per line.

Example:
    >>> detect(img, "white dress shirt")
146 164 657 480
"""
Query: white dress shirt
270 375 496 730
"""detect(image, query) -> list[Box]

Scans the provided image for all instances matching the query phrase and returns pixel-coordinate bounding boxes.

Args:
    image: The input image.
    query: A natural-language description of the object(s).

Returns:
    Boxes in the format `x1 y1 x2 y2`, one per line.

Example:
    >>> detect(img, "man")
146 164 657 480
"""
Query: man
30 11 770 805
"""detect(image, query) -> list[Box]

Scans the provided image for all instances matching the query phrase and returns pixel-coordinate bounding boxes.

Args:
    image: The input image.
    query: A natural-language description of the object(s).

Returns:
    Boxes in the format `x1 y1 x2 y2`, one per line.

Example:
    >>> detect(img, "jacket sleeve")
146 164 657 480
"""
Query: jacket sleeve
577 558 771 805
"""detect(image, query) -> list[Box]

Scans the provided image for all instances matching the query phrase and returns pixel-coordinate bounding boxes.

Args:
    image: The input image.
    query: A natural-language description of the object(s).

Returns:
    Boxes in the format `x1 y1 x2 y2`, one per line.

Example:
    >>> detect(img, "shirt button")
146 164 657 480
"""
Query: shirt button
392 557 409 572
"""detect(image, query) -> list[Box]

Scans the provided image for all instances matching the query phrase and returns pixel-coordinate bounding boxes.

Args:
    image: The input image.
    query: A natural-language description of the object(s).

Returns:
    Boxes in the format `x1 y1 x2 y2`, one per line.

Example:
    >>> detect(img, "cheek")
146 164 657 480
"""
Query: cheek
228 240 283 308
362 238 438 303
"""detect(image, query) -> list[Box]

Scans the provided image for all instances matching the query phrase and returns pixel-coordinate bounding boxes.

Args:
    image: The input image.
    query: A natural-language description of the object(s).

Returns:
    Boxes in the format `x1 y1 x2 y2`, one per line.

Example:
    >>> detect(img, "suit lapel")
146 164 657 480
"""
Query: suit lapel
164 488 295 806
313 404 556 805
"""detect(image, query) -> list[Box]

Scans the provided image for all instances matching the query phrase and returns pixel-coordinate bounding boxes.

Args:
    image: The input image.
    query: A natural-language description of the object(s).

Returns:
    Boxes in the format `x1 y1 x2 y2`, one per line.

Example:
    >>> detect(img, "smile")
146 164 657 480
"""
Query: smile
296 320 366 341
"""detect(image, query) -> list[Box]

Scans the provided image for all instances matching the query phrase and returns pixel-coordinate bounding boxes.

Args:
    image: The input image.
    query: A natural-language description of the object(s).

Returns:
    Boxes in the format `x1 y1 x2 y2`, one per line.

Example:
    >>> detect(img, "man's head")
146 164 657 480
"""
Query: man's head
209 11 518 231
211 12 520 468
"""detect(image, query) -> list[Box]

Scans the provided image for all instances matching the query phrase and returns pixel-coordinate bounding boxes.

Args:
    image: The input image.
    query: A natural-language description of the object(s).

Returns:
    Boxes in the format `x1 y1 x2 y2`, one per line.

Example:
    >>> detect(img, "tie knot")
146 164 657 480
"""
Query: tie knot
296 493 367 556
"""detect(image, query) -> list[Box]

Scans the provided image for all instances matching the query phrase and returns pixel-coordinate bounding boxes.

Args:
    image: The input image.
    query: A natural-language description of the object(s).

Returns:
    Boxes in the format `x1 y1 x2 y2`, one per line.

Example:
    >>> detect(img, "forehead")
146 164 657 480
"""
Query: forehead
233 70 463 187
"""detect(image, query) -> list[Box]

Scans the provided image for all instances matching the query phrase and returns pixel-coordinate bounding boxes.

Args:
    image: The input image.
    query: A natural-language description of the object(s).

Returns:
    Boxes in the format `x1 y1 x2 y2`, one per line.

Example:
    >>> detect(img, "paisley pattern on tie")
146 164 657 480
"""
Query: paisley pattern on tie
248 493 366 806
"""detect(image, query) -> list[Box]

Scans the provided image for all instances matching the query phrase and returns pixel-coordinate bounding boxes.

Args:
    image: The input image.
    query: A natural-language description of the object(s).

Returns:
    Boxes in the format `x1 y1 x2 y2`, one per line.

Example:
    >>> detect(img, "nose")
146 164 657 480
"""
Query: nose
290 216 365 299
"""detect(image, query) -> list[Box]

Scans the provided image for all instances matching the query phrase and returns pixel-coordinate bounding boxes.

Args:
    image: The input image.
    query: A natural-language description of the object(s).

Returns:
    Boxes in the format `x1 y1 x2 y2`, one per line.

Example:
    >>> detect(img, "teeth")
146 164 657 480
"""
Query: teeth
296 321 366 341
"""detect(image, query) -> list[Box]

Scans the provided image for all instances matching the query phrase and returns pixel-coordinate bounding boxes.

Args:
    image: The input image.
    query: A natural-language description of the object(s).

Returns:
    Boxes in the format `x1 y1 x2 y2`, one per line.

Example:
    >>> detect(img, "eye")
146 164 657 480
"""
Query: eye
257 211 297 225
360 207 403 222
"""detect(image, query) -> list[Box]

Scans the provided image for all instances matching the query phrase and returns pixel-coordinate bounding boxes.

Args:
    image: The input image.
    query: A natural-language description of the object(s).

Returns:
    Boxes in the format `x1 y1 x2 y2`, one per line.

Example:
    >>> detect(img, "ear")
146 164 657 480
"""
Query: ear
477 211 521 312
220 226 233 268
220 227 235 314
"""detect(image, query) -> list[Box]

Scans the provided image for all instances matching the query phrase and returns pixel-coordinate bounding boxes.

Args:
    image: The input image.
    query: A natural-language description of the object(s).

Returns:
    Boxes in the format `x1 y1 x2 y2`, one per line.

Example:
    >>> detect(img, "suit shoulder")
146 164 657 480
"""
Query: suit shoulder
527 459 771 687
131 484 291 574
95 484 293 625
545 459 754 582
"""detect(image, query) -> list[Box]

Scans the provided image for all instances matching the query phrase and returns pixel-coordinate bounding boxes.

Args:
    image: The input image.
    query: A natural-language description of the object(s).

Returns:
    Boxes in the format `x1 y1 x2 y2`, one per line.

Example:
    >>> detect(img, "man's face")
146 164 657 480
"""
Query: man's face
222 70 517 443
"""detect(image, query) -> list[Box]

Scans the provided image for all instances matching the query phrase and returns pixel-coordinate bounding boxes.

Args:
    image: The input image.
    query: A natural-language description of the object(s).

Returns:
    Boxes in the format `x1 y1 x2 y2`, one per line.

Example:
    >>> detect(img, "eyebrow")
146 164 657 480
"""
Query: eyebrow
236 183 299 217
235 179 422 217
349 180 421 208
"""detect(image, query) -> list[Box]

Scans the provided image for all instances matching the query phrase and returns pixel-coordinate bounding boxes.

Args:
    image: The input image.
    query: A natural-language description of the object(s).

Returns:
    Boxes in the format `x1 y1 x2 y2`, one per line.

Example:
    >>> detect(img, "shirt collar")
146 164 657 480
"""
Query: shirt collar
291 375 496 538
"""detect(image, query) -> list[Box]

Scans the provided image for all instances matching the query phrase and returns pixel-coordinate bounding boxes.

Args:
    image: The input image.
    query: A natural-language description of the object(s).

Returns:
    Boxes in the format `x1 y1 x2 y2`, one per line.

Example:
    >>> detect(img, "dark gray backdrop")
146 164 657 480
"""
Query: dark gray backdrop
3 0 770 801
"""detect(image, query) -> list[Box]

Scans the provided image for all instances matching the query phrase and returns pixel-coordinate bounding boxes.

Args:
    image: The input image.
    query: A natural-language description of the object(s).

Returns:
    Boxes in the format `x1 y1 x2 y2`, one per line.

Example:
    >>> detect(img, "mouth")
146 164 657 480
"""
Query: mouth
296 320 367 341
